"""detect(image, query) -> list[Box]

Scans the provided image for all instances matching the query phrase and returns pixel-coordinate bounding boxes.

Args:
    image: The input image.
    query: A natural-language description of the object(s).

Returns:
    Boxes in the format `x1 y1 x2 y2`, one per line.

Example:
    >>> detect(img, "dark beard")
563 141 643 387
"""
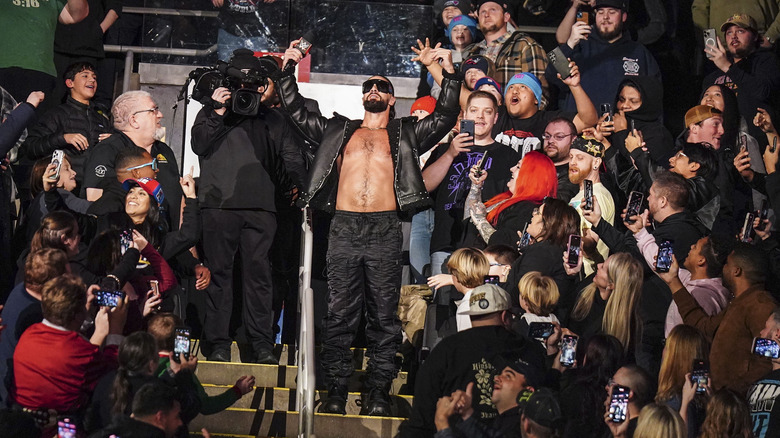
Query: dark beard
597 20 623 41
363 99 388 113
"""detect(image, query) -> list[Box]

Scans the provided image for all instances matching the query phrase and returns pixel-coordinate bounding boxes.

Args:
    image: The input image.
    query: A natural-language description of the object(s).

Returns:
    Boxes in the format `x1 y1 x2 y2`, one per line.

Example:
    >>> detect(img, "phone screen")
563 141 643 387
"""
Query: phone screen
625 191 644 224
752 337 780 359
567 234 581 266
655 241 674 273
174 328 191 362
560 335 578 367
484 275 500 285
608 385 630 423
583 179 594 210
119 230 132 255
741 212 756 243
95 290 124 307
692 360 709 394
58 418 77 438
528 322 555 340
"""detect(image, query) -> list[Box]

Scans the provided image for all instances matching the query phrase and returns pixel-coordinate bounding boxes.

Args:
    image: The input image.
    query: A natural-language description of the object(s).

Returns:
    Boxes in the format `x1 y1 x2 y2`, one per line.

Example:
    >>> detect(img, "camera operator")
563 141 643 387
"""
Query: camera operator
191 48 305 364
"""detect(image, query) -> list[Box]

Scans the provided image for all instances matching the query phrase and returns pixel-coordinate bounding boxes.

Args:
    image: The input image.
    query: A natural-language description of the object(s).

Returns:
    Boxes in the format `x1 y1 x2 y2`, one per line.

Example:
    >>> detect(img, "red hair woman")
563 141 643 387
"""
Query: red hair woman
465 150 558 248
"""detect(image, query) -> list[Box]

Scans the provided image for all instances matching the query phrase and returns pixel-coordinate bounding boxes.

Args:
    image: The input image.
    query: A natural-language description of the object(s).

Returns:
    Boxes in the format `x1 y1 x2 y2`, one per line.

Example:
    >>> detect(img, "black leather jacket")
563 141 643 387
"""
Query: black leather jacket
277 70 461 214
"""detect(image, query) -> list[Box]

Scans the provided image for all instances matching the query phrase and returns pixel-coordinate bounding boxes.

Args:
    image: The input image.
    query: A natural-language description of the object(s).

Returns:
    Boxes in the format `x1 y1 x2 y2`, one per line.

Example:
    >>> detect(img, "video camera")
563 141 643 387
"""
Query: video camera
187 60 267 117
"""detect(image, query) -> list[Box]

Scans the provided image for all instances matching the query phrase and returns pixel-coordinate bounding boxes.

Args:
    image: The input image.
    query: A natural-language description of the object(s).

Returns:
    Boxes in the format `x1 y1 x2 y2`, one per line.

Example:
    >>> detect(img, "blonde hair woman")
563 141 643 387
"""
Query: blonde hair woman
656 325 709 437
568 252 643 356
633 403 686 438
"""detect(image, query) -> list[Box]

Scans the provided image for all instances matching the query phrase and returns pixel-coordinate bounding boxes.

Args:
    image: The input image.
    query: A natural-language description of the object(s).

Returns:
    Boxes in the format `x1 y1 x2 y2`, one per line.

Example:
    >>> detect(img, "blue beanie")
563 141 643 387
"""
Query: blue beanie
504 73 543 108
448 15 478 42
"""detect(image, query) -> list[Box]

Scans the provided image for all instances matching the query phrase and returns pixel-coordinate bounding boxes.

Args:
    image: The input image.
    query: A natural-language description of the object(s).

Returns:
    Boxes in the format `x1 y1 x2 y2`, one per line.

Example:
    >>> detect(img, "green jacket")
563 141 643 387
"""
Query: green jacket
156 356 241 415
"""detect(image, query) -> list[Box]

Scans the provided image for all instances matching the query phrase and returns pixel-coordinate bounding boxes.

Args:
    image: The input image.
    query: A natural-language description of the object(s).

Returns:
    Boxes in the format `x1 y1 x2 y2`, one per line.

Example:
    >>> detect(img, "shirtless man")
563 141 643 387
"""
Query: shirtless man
280 40 461 416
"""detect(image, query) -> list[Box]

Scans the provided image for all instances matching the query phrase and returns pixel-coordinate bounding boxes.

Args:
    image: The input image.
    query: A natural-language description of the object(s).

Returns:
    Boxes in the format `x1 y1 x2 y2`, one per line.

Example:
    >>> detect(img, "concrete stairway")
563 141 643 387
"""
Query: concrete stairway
190 343 412 437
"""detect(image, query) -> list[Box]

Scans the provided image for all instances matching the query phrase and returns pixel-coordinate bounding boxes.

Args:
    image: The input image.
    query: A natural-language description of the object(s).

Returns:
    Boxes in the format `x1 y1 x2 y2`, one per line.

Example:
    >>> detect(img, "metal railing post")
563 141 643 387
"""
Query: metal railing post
297 207 316 437
123 50 134 93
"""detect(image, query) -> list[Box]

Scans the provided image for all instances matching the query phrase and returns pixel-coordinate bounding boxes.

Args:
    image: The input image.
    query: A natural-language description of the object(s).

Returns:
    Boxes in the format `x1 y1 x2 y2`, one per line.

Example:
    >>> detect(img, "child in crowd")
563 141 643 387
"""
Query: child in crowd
515 271 560 347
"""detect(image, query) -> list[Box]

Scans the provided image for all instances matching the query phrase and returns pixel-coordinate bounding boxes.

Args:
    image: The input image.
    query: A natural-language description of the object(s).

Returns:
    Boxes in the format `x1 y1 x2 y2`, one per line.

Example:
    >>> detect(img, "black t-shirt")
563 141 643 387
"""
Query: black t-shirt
491 107 576 156
427 141 520 253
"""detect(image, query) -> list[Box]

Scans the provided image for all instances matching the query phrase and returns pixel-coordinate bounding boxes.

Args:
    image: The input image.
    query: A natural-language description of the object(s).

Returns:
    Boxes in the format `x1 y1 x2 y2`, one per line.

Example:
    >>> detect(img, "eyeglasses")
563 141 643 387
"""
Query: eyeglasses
126 158 158 172
542 133 574 142
674 150 688 158
532 208 540 216
362 79 394 95
490 263 508 267
132 106 160 117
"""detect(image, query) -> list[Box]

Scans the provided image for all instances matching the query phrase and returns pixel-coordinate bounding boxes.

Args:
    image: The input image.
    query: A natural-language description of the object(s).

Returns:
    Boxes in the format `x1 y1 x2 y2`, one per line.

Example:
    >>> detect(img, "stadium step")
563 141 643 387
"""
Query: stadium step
190 408 405 438
195 342 370 369
192 344 412 437
201 385 414 417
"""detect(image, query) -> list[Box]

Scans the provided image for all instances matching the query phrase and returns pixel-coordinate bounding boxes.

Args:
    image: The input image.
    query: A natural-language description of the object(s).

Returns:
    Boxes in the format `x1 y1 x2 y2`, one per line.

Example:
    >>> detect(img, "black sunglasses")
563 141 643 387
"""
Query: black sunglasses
362 79 394 95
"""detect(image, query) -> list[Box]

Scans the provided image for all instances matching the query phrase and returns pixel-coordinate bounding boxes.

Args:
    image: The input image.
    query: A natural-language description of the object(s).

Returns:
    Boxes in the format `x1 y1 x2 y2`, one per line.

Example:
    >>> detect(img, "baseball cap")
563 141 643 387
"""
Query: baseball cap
122 177 165 205
476 0 507 12
593 0 627 11
457 284 511 316
684 105 723 127
522 388 563 429
570 136 606 158
503 356 544 388
461 56 491 76
721 13 758 33
474 76 502 95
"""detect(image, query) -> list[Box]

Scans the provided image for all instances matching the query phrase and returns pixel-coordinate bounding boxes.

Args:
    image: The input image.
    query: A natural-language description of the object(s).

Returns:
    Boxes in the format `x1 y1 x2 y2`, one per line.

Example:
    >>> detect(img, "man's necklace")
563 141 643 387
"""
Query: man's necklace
360 125 386 130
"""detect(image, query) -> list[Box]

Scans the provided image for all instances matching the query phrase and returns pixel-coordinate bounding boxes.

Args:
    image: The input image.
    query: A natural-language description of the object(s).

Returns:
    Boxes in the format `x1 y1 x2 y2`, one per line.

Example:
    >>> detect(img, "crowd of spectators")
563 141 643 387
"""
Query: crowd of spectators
3 0 780 437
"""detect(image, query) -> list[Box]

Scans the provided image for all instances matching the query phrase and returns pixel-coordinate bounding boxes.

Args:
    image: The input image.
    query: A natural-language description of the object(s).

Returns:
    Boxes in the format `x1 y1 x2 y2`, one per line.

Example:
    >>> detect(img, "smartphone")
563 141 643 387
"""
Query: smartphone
625 191 644 224
484 275 500 285
119 230 132 255
600 103 613 123
58 416 77 438
752 337 780 359
528 322 555 340
95 290 125 308
547 47 572 80
608 384 630 423
756 199 769 231
630 118 636 132
739 134 748 152
741 211 756 243
692 359 709 394
460 119 475 138
474 150 489 177
704 28 718 59
560 335 578 367
518 222 532 250
566 234 581 267
583 179 594 211
655 240 674 273
174 327 191 363
50 149 64 181
576 10 589 25
772 136 778 154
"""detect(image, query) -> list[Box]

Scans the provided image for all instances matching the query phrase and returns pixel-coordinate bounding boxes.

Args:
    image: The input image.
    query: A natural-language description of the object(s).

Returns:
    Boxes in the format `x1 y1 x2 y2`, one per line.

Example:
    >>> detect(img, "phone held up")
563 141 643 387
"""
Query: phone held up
173 327 192 363
655 240 674 273
608 384 630 423
566 234 581 267
692 359 709 394
752 337 780 359
583 179 594 211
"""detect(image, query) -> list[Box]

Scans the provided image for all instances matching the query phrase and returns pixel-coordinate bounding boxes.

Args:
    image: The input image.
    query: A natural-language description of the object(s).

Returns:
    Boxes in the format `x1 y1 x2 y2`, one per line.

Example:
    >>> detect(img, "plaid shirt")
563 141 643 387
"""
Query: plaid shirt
470 31 549 107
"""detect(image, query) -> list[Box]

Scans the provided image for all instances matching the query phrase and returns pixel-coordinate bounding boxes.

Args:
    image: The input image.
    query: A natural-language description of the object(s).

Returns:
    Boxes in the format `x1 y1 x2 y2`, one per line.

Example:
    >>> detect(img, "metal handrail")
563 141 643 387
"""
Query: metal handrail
297 207 316 437
103 44 217 92
121 6 219 17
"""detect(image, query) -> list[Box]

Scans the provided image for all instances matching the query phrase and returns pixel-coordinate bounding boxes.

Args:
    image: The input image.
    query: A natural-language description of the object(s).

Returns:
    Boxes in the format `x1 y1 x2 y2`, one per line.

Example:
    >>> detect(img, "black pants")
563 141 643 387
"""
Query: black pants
202 208 276 354
321 210 403 390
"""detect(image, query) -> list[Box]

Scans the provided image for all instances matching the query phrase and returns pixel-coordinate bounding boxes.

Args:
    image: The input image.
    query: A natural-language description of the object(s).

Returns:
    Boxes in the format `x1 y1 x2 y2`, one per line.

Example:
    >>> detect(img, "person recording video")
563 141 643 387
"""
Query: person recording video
191 48 306 365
